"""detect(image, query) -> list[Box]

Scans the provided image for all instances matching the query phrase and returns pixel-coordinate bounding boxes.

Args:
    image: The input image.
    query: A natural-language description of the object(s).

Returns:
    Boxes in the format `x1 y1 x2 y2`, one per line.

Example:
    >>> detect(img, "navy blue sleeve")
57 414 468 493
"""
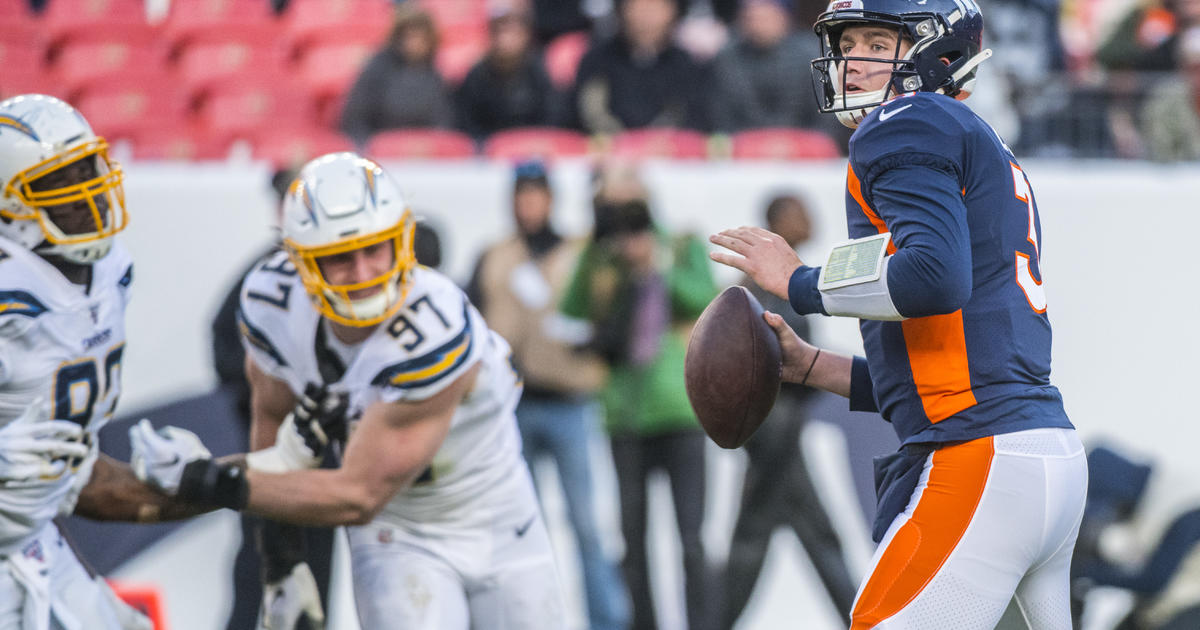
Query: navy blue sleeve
849 355 878 413
787 265 826 316
870 164 973 317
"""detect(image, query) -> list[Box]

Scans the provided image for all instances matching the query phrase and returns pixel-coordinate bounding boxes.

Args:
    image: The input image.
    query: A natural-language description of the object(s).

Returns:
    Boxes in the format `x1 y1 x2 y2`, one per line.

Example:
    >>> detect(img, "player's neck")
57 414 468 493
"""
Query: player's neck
327 319 377 345
42 254 92 288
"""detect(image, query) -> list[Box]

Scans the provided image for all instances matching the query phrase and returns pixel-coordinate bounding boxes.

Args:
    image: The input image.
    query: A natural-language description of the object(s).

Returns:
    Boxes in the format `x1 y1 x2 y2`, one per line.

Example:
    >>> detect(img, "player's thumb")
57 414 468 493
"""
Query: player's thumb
763 311 787 332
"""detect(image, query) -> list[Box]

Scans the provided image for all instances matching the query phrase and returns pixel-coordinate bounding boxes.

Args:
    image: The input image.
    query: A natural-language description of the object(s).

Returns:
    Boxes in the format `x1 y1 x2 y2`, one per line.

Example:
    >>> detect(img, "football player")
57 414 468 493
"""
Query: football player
709 1 1088 628
0 94 208 630
130 152 565 629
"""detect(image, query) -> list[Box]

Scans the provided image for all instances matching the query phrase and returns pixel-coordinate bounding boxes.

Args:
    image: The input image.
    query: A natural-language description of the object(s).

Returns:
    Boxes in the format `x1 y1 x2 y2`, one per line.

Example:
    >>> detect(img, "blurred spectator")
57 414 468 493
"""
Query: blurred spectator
1142 26 1200 161
560 163 718 630
721 194 856 628
532 0 594 44
456 8 561 141
571 0 710 133
210 166 336 630
1097 0 1200 72
709 0 837 135
339 4 453 146
466 161 630 630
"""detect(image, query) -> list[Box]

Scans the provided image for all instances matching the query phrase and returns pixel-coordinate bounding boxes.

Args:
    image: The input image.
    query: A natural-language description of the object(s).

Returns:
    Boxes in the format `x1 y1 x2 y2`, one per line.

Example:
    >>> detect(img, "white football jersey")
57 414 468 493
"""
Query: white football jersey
239 251 526 528
0 234 131 549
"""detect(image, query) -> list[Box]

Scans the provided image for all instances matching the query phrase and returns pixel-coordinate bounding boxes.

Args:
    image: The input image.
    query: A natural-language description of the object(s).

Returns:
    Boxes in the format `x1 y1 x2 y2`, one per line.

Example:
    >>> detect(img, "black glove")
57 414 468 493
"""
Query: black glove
292 384 348 459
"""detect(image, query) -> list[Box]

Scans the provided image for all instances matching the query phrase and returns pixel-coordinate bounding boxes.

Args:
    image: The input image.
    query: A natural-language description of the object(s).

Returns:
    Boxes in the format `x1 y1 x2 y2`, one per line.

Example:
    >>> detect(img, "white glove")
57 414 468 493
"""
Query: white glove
128 419 211 494
0 397 89 486
259 562 325 630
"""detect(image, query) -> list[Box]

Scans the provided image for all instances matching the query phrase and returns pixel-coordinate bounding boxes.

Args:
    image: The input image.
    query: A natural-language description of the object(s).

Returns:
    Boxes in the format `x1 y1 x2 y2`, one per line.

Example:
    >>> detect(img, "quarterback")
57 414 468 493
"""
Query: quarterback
710 1 1088 628
131 153 565 629
0 94 204 630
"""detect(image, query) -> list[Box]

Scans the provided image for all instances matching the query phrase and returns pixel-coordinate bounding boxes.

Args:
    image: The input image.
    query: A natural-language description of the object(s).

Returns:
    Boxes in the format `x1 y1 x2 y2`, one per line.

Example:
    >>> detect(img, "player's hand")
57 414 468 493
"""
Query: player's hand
709 227 804 301
763 311 820 384
260 562 325 630
291 384 348 459
128 419 212 494
0 397 90 486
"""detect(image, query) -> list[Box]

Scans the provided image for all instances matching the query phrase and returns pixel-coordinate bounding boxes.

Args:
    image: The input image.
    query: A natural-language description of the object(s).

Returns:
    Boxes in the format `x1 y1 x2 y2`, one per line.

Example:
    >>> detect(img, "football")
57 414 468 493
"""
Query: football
684 286 782 449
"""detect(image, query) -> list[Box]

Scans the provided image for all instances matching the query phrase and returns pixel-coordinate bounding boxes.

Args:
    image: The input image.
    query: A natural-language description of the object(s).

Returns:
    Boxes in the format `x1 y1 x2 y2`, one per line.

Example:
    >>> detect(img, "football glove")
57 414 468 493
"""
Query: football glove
0 397 90 486
128 419 212 494
291 384 348 460
259 562 325 630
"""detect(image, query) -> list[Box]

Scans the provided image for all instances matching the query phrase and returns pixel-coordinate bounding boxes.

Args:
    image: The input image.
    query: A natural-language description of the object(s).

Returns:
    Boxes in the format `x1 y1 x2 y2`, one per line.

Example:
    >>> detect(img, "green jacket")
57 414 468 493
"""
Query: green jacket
560 231 718 436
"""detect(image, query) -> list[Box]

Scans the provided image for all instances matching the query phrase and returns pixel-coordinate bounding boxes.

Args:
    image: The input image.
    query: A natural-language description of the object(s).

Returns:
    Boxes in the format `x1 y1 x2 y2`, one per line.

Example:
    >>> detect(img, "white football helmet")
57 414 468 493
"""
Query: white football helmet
0 94 127 263
280 152 416 327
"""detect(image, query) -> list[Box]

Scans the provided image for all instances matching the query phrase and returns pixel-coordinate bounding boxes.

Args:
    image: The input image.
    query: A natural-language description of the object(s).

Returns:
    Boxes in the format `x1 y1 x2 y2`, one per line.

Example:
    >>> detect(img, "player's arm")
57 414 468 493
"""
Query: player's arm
243 362 479 527
72 454 221 522
246 353 297 451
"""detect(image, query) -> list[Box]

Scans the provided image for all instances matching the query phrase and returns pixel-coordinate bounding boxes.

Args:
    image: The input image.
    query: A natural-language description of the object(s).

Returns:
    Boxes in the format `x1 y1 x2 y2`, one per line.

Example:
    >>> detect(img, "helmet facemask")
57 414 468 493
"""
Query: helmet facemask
285 209 417 328
1 138 127 263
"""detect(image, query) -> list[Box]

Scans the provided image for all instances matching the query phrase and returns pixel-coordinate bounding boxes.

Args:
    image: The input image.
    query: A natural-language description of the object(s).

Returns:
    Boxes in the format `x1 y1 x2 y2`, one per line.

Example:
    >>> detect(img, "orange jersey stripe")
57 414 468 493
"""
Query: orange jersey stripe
851 437 995 629
847 164 897 255
902 311 978 422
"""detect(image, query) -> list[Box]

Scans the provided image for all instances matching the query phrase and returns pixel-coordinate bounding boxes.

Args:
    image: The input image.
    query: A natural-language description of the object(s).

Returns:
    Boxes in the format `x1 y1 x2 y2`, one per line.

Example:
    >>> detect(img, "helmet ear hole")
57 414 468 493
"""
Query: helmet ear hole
910 36 976 95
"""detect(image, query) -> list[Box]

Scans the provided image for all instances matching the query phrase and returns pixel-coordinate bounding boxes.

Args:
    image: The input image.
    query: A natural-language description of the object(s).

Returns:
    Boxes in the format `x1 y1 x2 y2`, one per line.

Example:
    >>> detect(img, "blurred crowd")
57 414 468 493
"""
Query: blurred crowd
4 0 1200 161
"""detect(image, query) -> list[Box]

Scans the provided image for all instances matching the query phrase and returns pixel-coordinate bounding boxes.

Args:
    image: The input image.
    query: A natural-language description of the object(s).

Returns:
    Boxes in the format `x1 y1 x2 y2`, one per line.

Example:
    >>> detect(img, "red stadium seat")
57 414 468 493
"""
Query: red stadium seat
72 77 187 138
435 33 488 85
43 1 157 49
165 22 284 59
196 80 315 141
418 0 487 30
610 128 710 160
166 0 277 25
52 40 168 93
0 24 49 97
253 127 354 168
365 128 476 160
282 0 392 56
176 41 284 93
731 128 841 160
483 127 590 161
294 41 374 99
0 0 40 20
130 125 231 161
544 31 589 90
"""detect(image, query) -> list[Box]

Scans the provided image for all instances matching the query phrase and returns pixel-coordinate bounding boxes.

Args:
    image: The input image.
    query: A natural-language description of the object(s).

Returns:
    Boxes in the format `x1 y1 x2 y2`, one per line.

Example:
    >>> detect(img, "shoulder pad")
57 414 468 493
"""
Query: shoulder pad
851 93 969 177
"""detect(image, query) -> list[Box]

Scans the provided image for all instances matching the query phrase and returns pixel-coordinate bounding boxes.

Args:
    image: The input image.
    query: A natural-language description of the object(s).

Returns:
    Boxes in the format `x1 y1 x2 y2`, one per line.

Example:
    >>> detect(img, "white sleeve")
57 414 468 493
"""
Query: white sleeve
819 255 906 321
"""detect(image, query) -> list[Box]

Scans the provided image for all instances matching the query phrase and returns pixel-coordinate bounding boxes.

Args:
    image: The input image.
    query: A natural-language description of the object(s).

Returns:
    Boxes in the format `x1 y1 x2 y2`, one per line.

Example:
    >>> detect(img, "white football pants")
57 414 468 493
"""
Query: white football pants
852 427 1088 630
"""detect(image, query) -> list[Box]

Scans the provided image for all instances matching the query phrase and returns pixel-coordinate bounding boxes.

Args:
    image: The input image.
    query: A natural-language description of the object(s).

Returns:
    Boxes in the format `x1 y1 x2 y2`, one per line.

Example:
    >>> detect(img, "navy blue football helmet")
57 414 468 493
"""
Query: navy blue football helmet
810 0 991 128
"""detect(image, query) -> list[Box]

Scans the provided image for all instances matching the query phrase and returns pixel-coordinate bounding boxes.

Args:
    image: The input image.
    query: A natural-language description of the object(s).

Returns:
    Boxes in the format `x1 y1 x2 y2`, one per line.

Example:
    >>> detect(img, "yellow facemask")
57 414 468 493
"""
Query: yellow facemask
284 209 417 327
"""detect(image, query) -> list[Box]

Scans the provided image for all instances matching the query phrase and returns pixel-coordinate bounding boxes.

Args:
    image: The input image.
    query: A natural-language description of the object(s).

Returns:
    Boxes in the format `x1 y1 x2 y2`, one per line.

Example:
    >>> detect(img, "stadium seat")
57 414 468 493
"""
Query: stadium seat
0 0 39 20
483 127 590 161
253 127 354 168
166 0 277 26
43 1 157 49
544 31 589 90
175 41 283 93
195 80 316 141
282 0 392 57
129 126 231 161
0 24 49 97
294 41 374 100
610 128 710 160
71 77 187 139
52 39 168 94
165 22 284 58
435 32 488 85
418 0 487 30
731 128 841 160
365 128 476 160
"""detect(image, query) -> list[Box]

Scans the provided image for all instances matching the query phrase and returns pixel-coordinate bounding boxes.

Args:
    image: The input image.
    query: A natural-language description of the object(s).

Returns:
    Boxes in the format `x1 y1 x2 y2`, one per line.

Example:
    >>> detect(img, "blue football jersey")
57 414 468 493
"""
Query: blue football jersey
843 92 1072 446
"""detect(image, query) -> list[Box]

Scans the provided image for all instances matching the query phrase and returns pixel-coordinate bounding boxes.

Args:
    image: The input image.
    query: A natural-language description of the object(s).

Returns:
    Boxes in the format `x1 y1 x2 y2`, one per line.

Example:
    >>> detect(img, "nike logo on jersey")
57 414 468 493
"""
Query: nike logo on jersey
515 515 537 538
878 104 914 122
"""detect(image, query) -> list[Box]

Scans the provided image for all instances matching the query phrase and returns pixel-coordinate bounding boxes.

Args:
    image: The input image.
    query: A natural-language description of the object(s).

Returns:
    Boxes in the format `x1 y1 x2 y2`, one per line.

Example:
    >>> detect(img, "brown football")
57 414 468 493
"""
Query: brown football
685 286 782 449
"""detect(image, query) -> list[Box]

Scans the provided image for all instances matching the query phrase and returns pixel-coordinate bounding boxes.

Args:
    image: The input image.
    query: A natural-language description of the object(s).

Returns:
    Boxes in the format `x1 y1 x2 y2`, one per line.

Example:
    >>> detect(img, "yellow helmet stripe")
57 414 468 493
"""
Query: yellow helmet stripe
0 116 37 139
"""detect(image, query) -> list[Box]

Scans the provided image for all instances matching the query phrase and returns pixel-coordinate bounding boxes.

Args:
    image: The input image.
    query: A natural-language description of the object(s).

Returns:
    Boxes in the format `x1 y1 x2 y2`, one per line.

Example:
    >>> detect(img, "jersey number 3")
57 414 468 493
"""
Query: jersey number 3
1011 163 1047 313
